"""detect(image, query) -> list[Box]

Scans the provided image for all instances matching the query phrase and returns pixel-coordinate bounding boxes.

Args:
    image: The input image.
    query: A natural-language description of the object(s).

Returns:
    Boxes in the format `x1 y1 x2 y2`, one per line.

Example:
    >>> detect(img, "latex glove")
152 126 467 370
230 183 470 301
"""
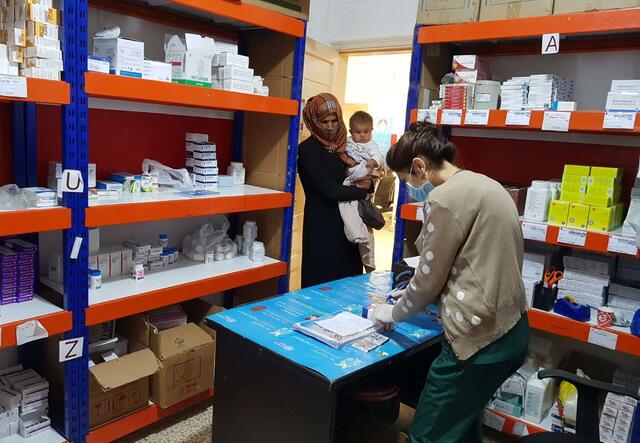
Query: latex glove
374 304 395 323
388 287 407 300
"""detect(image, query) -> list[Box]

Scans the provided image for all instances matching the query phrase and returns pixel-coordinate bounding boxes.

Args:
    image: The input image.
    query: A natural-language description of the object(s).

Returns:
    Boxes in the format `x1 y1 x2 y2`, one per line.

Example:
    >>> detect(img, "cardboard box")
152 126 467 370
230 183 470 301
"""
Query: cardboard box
480 0 554 20
417 0 480 25
548 200 570 226
89 348 160 428
165 34 215 88
568 203 590 230
181 298 225 339
241 0 309 19
143 59 171 83
554 0 640 14
93 37 144 78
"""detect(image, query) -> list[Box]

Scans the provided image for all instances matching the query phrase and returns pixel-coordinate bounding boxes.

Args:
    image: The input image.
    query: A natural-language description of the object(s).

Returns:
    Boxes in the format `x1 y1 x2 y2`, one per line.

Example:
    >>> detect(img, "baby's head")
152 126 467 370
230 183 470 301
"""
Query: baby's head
349 111 374 143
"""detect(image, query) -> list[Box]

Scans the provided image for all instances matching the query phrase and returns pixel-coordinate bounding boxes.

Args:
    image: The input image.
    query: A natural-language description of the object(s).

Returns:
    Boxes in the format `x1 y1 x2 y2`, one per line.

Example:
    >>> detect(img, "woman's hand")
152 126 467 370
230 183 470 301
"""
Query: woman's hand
353 176 373 190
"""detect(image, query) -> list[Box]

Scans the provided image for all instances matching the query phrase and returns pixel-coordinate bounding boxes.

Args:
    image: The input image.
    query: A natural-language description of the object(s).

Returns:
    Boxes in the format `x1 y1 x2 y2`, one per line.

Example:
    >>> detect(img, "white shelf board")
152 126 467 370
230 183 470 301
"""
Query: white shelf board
42 255 281 306
0 296 64 327
0 428 66 443
88 184 282 207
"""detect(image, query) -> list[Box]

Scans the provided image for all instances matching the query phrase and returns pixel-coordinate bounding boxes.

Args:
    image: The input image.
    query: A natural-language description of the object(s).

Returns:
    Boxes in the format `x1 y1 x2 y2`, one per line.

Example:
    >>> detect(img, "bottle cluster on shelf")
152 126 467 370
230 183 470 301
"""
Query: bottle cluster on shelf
0 0 62 80
90 27 270 96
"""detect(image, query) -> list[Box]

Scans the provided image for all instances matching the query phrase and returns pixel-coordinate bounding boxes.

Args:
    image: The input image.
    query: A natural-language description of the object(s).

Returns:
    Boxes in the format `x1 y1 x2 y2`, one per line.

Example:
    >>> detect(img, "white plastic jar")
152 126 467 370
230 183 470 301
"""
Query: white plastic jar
227 162 246 185
89 270 102 290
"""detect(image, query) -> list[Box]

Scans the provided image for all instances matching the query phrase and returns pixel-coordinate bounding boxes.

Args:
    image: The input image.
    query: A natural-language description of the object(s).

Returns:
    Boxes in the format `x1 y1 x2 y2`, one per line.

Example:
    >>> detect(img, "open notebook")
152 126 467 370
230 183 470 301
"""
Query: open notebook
293 311 379 349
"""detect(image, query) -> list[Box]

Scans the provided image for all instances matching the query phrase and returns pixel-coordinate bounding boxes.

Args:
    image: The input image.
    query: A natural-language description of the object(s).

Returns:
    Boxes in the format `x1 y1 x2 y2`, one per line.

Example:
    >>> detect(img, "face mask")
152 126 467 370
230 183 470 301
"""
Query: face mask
405 160 433 202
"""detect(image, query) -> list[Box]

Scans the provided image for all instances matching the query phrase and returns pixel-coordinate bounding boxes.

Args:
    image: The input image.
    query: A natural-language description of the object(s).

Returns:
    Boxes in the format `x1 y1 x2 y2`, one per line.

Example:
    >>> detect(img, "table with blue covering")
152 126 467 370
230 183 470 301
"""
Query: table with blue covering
205 272 443 443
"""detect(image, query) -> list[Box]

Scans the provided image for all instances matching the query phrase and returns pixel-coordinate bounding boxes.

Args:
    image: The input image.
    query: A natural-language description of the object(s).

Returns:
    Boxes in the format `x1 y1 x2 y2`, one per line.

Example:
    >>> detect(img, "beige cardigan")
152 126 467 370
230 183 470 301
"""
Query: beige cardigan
392 171 527 360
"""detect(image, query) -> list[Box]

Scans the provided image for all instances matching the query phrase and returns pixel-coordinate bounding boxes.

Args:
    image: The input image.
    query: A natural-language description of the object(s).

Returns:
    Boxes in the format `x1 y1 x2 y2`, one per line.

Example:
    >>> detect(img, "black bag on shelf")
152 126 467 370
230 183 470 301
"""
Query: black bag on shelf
358 199 385 230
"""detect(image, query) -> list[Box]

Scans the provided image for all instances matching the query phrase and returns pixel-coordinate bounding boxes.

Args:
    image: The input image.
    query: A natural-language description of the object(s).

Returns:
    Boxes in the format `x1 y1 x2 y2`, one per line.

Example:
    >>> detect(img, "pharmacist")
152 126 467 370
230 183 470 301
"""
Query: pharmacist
297 93 373 288
374 121 530 442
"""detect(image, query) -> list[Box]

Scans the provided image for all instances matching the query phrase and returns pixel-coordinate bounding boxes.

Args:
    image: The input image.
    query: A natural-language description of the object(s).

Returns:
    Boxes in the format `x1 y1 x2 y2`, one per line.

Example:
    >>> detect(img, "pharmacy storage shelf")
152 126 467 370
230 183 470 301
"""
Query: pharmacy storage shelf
86 389 213 443
0 78 70 105
528 308 640 357
1 427 68 443
0 207 72 237
409 109 640 134
0 296 72 348
400 203 640 258
85 73 299 116
42 256 286 325
484 407 549 437
418 8 640 44
85 185 291 227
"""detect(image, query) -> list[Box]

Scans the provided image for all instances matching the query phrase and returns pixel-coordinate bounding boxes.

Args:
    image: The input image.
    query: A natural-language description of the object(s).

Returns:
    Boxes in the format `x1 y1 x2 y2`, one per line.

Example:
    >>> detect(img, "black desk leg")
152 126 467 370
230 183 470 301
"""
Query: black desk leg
213 329 338 443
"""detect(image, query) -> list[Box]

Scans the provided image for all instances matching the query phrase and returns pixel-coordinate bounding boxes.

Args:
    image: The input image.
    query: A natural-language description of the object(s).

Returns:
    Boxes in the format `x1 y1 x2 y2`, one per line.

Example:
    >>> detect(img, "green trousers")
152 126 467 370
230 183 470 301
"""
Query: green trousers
409 314 530 443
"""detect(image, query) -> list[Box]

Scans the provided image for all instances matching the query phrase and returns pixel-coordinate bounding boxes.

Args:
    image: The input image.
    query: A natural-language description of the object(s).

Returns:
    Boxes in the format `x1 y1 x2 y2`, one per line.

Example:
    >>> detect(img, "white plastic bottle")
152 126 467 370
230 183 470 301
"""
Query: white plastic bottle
227 162 246 185
524 369 555 423
524 181 552 222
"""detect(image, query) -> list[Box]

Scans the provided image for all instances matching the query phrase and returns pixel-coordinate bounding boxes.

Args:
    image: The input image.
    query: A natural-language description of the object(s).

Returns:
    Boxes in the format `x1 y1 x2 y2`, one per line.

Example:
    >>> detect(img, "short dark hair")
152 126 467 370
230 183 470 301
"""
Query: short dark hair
386 121 457 173
349 111 373 128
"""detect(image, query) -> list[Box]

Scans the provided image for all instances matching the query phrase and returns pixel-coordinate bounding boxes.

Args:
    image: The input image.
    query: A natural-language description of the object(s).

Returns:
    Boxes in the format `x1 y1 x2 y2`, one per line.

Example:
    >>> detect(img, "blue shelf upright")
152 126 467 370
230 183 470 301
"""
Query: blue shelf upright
279 21 307 294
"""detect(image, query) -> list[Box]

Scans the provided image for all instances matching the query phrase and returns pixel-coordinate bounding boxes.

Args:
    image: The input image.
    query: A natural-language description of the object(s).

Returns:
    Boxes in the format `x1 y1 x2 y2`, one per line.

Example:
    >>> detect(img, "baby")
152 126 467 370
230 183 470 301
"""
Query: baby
346 111 385 177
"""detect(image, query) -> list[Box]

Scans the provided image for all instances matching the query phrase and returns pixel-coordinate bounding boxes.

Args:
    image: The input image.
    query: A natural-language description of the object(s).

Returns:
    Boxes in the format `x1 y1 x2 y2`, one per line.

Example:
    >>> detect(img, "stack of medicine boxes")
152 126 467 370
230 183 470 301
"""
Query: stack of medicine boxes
548 165 624 233
1 1 63 80
0 366 51 439
185 133 218 191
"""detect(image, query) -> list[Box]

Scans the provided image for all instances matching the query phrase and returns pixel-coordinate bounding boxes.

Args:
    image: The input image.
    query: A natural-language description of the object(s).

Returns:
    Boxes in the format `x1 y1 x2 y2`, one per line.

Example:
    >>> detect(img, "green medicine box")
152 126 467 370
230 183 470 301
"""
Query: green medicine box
548 200 570 226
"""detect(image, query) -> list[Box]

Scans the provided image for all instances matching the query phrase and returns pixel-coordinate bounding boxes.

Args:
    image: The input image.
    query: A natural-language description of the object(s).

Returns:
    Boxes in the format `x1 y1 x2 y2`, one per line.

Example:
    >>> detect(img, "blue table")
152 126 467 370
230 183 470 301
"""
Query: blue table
206 272 443 443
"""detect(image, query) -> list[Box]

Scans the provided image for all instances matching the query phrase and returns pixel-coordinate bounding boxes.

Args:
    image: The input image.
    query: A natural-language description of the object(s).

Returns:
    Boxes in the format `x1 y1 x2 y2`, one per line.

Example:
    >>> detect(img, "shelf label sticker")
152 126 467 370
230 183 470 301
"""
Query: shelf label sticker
59 337 84 362
16 320 48 346
542 33 560 54
70 236 83 260
542 111 571 132
522 221 548 242
608 235 638 256
416 207 424 222
60 169 84 193
465 110 490 126
506 110 531 126
603 111 636 130
441 109 463 126
417 109 438 124
557 228 587 246
0 75 27 98
588 328 617 351
483 410 505 432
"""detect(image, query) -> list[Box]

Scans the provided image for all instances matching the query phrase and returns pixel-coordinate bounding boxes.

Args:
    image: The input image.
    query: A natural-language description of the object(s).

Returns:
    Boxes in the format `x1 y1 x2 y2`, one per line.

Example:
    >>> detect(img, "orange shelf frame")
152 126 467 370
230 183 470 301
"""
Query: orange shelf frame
529 308 640 357
419 8 640 44
85 72 300 116
0 207 72 236
87 389 214 443
484 408 547 437
409 109 640 134
85 192 292 227
85 261 287 325
0 310 73 348
169 0 305 37
0 78 70 105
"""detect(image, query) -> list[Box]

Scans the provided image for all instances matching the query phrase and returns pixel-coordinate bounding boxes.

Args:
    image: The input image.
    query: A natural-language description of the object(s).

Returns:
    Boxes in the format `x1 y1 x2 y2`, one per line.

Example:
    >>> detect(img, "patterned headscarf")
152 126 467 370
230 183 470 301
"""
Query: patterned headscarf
302 93 356 167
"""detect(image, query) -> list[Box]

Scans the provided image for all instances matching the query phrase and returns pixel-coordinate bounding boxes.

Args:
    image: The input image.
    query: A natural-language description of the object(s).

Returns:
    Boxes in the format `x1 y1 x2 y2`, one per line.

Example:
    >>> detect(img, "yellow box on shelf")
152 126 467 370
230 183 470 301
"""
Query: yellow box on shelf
588 204 624 233
562 174 589 185
590 166 622 179
548 200 570 227
588 176 621 187
587 185 621 199
560 191 586 203
561 182 587 194
563 165 591 176
584 194 614 207
568 203 590 230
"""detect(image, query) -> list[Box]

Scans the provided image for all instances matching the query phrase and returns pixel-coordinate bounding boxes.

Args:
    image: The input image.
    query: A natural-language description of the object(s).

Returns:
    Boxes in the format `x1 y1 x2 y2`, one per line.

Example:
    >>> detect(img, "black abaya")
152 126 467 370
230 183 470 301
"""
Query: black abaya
297 136 367 288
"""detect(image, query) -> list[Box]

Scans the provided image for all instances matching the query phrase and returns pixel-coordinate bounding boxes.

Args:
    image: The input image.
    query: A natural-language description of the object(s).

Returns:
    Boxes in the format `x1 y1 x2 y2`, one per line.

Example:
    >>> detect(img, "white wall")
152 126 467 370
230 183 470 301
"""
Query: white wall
308 0 418 50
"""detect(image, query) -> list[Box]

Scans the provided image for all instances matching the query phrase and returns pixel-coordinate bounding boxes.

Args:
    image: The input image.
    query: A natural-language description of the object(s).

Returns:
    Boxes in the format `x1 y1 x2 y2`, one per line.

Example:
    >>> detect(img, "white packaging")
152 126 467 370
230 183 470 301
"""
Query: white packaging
194 173 218 183
1 28 25 47
21 57 62 71
220 78 253 94
0 44 8 75
121 248 133 275
213 65 254 80
24 45 60 60
87 55 109 73
606 92 640 111
193 166 218 176
88 255 98 271
196 181 218 191
524 372 555 423
93 37 144 78
19 67 59 80
192 151 216 160
190 142 216 153
524 181 552 222
97 253 110 278
143 59 172 82
611 80 640 94
165 33 216 87
213 52 249 68
25 21 58 40
191 159 217 168
254 85 269 96
48 254 63 283
214 41 238 54
554 101 577 111
185 133 208 142
25 36 58 49
106 248 122 277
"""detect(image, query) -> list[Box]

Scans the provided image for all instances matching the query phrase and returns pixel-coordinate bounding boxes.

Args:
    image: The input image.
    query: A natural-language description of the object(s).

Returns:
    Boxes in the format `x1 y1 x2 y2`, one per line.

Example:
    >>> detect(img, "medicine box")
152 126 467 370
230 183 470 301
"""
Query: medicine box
26 21 59 40
143 59 172 83
219 78 254 94
97 253 110 278
93 37 144 78
213 52 249 68
589 176 621 187
20 67 60 80
560 191 586 203
568 203 590 230
218 175 234 187
165 33 216 88
584 194 614 208
197 182 218 191
190 142 216 153
194 174 218 183
590 166 622 179
587 185 621 199
451 55 489 71
611 80 640 94
589 204 622 233
213 65 254 80
453 69 491 84
606 92 640 111
87 55 109 73
109 172 137 183
560 182 586 194
96 180 123 191
564 164 591 176
193 166 218 176
192 151 216 160
185 133 208 142
24 45 60 60
22 57 63 70
562 174 588 185
548 200 570 226
191 159 217 168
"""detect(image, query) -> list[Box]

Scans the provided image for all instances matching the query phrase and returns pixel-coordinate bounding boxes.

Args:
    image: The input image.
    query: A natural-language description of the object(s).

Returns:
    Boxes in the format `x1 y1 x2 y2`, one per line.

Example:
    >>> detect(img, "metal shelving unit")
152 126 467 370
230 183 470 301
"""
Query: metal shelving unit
1 0 306 441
